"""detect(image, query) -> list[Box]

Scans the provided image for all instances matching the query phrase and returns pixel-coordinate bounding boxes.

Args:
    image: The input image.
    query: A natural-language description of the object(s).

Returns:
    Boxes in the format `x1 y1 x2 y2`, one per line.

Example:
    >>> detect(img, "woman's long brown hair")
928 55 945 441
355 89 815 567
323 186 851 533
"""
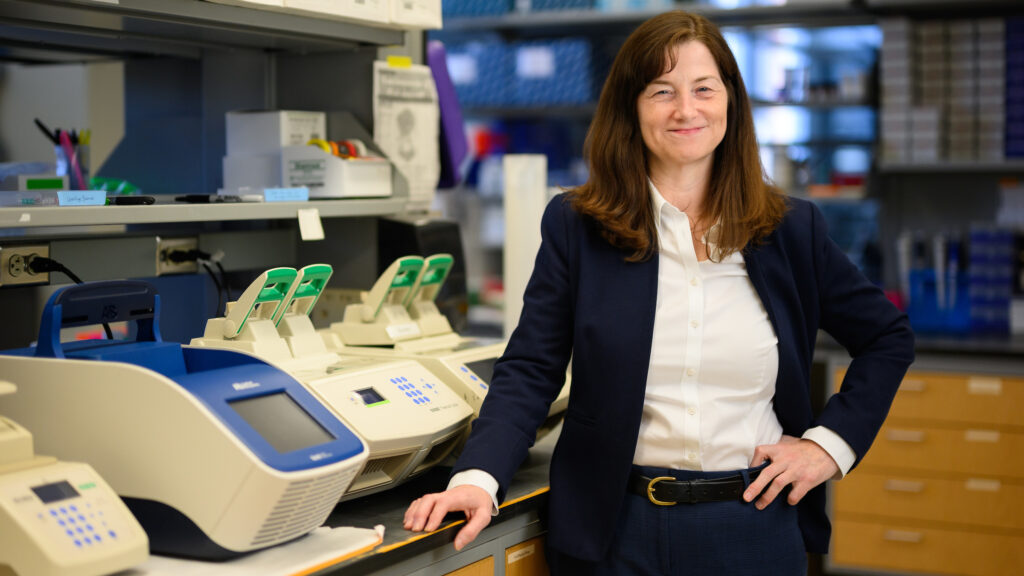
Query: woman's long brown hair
567 10 786 262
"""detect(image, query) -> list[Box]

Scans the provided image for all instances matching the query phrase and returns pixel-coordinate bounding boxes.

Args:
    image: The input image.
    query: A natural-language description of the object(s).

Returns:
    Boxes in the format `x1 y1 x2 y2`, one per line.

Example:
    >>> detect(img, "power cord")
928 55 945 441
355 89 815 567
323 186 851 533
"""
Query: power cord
165 248 228 316
27 256 114 340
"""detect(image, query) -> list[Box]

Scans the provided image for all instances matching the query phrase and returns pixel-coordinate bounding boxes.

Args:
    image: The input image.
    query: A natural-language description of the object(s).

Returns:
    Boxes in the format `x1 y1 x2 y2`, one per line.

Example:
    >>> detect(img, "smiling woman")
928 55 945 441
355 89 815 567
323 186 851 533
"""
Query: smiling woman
403 10 914 576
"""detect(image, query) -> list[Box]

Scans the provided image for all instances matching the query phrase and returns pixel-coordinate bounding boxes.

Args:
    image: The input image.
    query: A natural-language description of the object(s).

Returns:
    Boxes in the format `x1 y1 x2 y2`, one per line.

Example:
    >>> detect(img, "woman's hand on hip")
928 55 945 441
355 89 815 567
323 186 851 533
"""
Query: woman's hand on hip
743 435 839 510
404 485 493 550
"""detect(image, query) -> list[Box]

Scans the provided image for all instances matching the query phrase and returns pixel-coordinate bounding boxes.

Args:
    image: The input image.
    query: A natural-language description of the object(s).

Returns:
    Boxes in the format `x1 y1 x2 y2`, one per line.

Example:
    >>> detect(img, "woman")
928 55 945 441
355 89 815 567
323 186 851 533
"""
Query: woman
405 10 914 575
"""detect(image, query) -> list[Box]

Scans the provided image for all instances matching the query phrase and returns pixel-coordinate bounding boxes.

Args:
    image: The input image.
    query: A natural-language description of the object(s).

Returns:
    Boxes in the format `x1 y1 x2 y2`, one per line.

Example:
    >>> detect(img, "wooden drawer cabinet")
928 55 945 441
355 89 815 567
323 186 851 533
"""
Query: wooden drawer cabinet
832 518 1024 576
831 368 1024 575
889 371 1024 428
834 470 1024 531
861 423 1024 479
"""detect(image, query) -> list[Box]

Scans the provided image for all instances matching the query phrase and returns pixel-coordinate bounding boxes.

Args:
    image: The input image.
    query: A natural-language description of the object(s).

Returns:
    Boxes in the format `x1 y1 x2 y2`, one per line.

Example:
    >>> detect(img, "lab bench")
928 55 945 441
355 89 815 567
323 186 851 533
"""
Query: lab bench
312 424 558 576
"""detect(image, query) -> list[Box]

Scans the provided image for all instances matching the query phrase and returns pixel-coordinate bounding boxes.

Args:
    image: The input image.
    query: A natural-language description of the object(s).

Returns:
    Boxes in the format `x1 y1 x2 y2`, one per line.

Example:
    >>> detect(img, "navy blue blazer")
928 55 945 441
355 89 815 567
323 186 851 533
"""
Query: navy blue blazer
453 193 915 561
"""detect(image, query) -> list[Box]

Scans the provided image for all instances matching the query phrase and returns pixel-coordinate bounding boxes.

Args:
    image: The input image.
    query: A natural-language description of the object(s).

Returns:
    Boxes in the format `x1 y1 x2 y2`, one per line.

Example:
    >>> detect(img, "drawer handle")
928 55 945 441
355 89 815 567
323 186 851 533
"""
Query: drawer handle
899 379 927 393
965 429 1000 443
965 478 1001 492
967 377 1002 396
884 479 925 493
884 530 924 544
886 429 925 443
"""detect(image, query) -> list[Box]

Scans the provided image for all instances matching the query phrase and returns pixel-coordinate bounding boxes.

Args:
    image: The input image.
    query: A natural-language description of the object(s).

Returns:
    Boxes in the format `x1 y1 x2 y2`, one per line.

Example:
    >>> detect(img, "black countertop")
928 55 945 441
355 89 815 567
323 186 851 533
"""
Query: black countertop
313 425 558 575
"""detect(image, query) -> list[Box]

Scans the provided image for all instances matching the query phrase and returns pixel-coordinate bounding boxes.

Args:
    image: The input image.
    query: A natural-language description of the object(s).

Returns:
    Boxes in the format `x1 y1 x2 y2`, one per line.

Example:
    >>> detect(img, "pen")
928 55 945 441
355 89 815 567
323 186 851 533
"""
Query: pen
34 118 59 145
58 130 85 191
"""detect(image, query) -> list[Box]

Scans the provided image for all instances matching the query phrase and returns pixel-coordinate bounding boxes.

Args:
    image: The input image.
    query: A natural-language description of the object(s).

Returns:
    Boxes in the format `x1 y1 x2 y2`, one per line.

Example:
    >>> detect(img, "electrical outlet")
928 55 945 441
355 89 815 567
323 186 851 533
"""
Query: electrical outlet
0 244 50 287
156 237 199 276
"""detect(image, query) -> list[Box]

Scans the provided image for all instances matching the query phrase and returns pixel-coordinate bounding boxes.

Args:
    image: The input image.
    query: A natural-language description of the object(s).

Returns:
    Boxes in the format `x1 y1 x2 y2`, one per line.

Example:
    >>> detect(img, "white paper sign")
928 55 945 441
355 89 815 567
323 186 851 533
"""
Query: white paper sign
373 60 440 207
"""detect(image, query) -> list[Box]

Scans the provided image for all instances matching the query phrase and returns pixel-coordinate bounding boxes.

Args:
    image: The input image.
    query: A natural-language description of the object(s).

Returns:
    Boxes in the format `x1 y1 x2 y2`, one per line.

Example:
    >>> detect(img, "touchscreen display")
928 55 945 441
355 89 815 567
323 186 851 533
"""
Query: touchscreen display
32 481 79 504
465 358 496 384
230 392 335 453
355 387 386 405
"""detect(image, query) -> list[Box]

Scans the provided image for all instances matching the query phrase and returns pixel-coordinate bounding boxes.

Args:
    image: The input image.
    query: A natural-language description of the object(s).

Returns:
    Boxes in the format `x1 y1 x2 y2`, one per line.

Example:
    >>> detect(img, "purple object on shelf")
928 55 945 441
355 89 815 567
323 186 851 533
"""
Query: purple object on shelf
427 40 470 189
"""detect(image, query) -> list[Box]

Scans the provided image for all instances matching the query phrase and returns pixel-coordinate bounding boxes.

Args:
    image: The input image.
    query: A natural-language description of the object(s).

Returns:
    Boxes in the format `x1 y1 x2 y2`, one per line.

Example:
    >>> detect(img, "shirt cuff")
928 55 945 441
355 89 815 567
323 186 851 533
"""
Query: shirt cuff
802 426 856 479
448 469 501 516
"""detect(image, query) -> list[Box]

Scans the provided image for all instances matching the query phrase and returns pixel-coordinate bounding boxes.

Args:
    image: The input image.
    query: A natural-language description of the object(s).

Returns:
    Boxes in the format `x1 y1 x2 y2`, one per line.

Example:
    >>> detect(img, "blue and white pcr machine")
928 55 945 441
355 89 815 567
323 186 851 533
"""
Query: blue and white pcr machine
189 264 473 500
323 255 570 437
0 281 367 560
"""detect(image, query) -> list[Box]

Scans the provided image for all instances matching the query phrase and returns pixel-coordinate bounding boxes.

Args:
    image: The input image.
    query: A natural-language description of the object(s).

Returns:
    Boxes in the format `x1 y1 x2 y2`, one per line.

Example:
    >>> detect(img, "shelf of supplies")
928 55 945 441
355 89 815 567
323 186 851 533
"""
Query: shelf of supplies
0 197 409 229
760 140 874 147
440 2 873 35
462 104 597 119
0 0 404 61
877 160 1024 173
864 0 1022 14
751 99 874 109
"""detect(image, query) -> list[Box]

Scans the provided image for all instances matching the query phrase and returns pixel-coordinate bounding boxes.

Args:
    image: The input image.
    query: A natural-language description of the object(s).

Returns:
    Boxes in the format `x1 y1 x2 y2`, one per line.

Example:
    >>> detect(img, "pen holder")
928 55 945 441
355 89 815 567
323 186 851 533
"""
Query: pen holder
54 144 89 190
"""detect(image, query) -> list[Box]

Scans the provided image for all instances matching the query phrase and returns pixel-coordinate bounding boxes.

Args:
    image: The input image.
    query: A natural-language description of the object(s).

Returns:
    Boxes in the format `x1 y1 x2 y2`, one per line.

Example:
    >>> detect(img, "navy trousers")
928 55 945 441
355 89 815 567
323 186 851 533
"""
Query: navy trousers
546 464 807 576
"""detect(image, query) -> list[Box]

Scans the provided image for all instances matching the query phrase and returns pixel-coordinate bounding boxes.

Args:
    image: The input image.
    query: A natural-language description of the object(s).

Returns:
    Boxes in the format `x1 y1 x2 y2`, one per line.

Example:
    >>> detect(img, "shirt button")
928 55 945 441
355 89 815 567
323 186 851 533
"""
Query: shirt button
690 320 699 328
688 408 696 416
688 452 697 460
690 277 698 286
686 368 696 377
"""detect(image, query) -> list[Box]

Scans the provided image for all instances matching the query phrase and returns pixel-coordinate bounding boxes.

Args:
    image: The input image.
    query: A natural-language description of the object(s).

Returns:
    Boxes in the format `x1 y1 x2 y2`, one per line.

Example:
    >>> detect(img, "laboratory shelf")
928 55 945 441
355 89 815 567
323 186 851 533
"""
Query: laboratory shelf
877 160 1024 173
440 2 873 35
462 104 597 119
0 0 404 61
0 197 409 229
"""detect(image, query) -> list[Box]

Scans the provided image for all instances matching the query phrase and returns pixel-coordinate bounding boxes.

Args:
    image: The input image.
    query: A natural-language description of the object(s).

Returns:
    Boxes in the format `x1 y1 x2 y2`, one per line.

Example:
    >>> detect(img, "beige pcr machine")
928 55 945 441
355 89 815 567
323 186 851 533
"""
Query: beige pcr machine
0 381 149 576
323 255 570 435
190 264 474 499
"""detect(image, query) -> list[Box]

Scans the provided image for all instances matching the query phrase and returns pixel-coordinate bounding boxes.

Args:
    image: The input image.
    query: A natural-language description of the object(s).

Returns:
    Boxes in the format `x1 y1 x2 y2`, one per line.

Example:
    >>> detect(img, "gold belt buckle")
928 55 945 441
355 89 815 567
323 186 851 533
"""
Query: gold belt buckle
646 476 677 506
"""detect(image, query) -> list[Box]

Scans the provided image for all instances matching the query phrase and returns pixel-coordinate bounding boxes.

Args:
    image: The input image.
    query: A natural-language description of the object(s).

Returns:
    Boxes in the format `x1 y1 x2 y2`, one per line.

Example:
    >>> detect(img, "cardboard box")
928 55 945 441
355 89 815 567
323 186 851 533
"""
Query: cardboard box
226 110 327 157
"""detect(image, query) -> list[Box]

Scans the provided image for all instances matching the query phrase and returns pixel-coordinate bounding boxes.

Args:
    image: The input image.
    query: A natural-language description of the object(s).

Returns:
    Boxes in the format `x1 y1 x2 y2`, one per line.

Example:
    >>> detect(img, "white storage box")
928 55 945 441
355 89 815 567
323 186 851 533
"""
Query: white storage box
226 110 326 156
389 0 441 29
281 146 392 198
283 0 389 24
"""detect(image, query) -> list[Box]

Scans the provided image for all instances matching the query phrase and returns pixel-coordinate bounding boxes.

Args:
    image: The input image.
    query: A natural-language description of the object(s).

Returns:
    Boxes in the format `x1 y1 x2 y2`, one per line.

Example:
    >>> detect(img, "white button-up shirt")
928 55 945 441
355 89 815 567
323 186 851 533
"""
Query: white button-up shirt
637 182 854 473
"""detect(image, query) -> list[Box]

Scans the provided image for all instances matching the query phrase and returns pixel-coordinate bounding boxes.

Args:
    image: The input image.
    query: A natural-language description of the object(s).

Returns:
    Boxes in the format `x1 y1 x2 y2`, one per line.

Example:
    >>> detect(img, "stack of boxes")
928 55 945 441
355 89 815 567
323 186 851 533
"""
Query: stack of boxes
1007 18 1024 158
913 21 945 164
947 21 976 161
879 18 912 163
967 225 1014 335
879 17 1010 164
979 19 1007 161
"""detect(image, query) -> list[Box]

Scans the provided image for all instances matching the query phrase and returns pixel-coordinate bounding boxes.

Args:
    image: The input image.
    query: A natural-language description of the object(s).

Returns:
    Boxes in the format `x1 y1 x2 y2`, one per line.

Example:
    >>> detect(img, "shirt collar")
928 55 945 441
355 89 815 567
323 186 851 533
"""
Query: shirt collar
648 178 724 255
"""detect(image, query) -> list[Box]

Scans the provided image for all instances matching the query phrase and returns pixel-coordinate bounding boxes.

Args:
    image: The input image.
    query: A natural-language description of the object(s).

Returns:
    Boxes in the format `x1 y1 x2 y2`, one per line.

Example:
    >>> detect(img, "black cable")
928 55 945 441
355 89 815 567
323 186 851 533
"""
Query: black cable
165 248 229 317
201 261 224 317
28 256 113 340
213 260 230 311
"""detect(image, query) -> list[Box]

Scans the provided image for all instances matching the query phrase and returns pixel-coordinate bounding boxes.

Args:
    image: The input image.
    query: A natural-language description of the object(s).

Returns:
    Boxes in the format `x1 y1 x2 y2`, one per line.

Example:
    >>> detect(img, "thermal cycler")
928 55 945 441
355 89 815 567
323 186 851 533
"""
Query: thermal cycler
189 264 473 500
322 255 571 435
0 281 367 560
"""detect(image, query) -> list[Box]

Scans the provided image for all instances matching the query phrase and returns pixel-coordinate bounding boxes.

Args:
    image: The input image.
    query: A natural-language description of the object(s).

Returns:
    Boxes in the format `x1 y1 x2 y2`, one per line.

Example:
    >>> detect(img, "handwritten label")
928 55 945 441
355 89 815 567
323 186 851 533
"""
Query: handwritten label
57 190 106 206
265 187 309 203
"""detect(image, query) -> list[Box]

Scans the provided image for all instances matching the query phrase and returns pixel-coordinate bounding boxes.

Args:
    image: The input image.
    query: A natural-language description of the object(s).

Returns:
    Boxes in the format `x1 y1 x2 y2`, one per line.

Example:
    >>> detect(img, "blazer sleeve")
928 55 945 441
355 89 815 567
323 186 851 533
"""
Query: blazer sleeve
808 201 915 468
451 195 576 499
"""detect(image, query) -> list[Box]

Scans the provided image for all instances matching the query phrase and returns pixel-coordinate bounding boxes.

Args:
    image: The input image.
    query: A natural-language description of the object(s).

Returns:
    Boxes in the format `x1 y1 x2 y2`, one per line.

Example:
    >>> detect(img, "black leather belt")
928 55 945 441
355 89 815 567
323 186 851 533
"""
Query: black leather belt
628 469 761 506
